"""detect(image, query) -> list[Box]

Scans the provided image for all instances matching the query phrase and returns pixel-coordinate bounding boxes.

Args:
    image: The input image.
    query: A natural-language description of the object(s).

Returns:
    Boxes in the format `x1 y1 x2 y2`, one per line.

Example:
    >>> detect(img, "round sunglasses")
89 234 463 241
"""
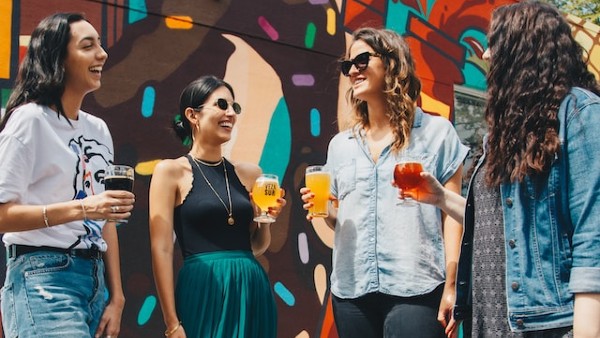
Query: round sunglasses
194 98 242 115
340 51 380 77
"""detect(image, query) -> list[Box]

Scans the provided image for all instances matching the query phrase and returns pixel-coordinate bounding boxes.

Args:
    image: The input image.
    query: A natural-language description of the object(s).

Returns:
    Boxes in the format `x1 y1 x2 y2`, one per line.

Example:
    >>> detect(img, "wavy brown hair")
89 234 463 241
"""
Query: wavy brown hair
484 1 600 186
346 27 421 152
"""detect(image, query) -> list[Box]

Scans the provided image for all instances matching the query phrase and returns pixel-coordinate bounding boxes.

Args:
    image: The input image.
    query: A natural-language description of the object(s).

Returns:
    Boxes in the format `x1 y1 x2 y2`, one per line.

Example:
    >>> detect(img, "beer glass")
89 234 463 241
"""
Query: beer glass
393 161 423 206
305 165 331 217
252 174 280 223
105 165 135 222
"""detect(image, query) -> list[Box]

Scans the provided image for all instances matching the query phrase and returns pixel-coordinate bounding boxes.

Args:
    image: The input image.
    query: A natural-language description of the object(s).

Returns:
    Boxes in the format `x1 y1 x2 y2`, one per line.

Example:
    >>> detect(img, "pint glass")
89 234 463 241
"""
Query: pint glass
305 165 330 217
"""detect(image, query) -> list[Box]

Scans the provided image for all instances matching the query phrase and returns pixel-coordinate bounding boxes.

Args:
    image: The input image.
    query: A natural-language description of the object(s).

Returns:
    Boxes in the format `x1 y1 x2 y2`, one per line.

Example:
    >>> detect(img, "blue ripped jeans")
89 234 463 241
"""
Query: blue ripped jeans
1 251 107 338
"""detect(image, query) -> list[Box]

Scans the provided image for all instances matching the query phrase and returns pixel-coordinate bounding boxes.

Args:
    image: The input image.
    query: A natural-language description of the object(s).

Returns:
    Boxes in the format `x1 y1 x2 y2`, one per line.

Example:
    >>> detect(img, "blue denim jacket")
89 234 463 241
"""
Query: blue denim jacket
326 108 469 299
455 87 600 331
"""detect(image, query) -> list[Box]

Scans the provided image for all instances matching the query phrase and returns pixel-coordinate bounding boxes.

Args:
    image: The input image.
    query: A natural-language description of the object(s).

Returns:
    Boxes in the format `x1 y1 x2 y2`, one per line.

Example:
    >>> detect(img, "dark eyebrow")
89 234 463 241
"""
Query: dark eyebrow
78 36 100 45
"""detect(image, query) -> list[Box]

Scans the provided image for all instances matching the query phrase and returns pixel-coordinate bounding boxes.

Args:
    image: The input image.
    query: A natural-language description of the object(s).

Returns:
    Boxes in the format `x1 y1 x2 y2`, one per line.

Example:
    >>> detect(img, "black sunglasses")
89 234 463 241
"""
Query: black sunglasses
194 98 242 115
340 51 380 76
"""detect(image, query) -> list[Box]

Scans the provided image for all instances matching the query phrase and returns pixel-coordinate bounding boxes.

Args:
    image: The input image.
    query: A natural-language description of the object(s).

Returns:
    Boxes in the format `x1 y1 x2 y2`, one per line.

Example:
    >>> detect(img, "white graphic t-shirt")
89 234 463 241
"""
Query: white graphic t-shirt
0 103 114 251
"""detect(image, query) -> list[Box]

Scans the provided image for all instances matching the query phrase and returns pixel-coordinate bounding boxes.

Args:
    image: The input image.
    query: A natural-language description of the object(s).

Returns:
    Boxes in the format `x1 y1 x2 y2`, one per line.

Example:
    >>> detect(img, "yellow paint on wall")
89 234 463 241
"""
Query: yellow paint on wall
165 16 194 30
0 0 13 79
295 330 310 338
314 264 327 305
326 8 336 36
420 91 450 119
221 34 283 165
135 159 162 176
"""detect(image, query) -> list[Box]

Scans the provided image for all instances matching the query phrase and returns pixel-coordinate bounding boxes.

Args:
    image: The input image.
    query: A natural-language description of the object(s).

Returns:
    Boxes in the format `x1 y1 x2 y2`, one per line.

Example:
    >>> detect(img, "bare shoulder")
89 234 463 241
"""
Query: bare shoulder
153 156 191 179
229 160 262 190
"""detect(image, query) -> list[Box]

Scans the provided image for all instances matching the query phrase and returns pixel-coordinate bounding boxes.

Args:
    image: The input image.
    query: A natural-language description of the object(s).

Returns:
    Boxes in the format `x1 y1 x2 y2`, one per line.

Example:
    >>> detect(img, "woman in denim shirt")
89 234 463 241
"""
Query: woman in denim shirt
408 2 600 337
300 27 468 338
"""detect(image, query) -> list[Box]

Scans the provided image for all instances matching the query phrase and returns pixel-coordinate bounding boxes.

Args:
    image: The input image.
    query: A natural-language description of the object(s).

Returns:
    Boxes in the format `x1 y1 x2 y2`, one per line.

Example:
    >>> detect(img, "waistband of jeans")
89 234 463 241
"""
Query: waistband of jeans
6 244 103 260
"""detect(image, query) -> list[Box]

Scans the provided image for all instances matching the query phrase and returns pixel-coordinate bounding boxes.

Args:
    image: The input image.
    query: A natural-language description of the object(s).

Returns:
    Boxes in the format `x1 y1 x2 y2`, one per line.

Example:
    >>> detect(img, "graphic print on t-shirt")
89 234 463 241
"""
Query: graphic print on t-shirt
69 135 113 248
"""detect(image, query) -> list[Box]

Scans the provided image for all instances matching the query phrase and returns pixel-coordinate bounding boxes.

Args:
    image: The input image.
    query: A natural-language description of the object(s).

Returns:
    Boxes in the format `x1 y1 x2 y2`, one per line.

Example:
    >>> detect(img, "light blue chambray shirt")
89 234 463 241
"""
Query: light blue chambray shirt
325 108 469 299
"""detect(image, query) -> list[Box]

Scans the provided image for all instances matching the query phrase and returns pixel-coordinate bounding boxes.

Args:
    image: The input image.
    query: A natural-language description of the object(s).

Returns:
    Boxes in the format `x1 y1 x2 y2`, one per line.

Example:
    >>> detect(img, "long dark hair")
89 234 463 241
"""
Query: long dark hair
172 75 235 145
347 27 421 152
484 1 600 186
1 13 87 132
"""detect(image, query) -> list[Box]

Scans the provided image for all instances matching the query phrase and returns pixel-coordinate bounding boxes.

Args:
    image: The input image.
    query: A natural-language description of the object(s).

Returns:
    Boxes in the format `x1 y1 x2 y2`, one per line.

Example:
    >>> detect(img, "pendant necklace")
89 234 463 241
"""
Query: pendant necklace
190 155 235 226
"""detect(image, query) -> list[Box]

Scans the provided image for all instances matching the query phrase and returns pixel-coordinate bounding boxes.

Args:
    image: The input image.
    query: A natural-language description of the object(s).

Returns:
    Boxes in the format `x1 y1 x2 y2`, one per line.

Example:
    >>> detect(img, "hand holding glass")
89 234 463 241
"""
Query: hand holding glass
393 161 423 206
104 165 135 222
252 174 281 223
305 166 331 218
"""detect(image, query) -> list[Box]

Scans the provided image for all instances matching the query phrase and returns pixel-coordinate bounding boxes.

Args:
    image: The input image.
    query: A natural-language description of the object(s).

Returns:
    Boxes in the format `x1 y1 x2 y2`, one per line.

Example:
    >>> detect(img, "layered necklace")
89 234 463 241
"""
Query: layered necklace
190 155 235 226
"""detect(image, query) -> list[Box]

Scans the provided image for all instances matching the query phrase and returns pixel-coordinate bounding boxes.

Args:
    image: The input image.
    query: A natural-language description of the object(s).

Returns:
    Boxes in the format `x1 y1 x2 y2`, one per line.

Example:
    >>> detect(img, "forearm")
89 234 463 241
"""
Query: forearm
574 293 600 338
441 170 464 286
0 200 85 233
323 200 338 230
151 243 180 327
251 223 272 256
437 189 466 224
102 223 125 306
443 219 461 287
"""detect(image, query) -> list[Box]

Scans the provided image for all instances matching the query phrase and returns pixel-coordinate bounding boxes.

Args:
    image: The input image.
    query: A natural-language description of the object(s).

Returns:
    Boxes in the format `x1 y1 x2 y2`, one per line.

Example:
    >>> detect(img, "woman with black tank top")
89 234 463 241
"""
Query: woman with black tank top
149 75 284 338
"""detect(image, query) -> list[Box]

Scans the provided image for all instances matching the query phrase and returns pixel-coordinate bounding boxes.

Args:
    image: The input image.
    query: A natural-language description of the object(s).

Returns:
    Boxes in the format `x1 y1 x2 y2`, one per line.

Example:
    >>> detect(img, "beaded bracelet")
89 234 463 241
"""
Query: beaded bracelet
42 205 50 227
164 321 182 337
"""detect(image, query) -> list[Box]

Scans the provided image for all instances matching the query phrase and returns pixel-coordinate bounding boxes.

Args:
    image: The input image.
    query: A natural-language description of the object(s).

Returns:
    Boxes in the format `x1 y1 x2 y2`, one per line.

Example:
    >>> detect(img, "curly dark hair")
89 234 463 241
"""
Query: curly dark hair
484 1 600 186
1 13 87 132
346 27 421 152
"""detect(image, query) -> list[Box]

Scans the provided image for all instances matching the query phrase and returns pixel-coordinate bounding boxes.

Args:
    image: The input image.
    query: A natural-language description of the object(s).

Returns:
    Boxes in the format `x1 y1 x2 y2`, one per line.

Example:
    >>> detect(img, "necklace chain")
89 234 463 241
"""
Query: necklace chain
190 156 235 226
190 156 223 167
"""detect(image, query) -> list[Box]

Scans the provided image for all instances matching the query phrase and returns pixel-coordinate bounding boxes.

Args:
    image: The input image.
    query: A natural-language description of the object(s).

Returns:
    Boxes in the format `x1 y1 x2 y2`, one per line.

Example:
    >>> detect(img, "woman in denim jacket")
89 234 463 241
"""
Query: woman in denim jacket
407 2 600 337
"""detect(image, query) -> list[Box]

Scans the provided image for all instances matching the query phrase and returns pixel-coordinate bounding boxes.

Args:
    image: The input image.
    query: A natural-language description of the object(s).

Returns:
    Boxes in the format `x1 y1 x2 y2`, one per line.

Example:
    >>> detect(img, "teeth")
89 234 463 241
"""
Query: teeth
219 122 233 128
89 67 102 73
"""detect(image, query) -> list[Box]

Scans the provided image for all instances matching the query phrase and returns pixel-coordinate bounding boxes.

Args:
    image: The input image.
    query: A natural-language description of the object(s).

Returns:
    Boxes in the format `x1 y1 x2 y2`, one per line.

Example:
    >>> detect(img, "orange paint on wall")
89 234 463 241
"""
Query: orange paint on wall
165 16 194 29
0 0 12 79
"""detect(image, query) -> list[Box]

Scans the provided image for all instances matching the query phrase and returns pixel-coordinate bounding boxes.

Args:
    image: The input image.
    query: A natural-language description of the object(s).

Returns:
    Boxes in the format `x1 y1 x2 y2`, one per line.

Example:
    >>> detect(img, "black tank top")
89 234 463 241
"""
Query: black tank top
173 156 253 257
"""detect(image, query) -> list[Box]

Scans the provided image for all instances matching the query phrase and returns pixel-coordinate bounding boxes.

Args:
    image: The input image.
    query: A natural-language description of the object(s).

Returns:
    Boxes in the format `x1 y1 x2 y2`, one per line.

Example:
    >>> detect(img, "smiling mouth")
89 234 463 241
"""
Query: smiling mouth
89 66 103 74
353 78 366 86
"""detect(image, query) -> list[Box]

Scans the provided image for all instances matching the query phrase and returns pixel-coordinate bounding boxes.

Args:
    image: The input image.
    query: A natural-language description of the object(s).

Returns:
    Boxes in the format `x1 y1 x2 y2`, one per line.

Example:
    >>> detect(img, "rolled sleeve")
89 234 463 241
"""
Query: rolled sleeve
566 92 600 294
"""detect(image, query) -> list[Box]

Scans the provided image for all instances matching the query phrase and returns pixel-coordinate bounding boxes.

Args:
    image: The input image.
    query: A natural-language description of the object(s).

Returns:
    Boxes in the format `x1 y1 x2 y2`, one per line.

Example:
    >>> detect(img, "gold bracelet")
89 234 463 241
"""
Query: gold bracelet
164 321 182 337
42 205 50 227
79 199 88 221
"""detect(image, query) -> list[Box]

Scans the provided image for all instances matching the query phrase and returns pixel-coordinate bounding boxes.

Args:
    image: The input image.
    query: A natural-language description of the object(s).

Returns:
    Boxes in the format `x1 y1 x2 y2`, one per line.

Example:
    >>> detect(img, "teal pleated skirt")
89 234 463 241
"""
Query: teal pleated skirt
175 250 277 338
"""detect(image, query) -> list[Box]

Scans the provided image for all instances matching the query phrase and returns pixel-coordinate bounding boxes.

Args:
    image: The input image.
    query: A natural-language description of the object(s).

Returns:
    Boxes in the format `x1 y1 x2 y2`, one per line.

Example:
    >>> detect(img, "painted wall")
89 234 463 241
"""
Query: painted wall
1 1 598 337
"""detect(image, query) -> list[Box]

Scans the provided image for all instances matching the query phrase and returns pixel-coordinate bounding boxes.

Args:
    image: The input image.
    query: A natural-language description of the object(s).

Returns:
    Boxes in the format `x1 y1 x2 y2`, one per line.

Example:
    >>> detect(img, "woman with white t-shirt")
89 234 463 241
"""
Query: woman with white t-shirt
0 13 134 338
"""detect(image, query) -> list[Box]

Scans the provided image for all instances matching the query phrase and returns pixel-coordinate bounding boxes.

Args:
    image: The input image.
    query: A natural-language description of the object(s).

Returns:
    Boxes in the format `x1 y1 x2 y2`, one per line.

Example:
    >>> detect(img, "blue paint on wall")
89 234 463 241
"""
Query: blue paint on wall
128 0 148 24
141 86 155 118
259 97 291 182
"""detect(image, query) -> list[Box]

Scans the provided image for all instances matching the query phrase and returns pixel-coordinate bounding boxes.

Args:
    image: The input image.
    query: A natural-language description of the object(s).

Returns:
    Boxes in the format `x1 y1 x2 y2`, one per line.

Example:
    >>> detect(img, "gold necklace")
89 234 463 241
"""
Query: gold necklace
190 156 235 226
189 154 223 167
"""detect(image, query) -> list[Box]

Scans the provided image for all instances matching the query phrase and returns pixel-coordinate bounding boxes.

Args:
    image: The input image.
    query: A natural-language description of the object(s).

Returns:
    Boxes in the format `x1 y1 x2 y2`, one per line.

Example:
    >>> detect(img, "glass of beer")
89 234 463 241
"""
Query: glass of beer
305 165 331 217
393 161 423 206
252 174 281 223
104 164 135 222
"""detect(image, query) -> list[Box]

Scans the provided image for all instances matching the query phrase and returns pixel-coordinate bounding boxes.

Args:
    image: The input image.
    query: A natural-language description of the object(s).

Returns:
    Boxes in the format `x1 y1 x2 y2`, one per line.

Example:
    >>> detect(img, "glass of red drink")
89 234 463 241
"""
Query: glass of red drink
393 161 423 206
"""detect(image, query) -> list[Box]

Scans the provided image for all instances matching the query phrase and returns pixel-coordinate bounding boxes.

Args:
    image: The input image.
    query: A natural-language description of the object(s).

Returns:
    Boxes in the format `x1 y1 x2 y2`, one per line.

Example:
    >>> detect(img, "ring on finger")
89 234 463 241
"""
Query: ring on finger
111 206 118 213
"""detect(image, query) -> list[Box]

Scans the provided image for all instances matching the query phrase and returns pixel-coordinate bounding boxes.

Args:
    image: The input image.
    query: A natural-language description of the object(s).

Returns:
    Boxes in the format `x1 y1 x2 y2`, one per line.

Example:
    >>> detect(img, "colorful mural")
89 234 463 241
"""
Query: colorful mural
1 1 599 337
